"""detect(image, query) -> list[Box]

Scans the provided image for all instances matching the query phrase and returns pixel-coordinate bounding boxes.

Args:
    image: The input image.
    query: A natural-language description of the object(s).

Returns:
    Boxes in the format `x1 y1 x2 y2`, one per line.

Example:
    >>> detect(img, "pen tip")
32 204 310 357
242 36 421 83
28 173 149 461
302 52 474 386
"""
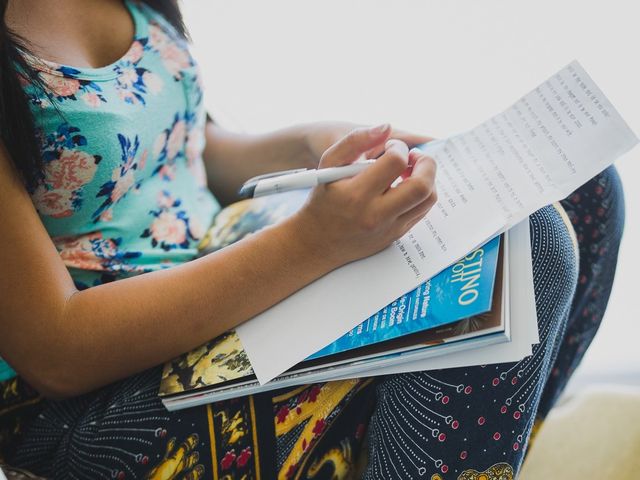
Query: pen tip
238 183 256 199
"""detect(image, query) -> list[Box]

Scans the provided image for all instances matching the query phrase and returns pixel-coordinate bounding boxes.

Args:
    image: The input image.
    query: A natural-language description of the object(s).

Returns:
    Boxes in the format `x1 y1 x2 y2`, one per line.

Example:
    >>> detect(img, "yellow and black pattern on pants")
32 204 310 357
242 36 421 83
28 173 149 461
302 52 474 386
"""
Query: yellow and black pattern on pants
0 376 41 464
6 369 377 480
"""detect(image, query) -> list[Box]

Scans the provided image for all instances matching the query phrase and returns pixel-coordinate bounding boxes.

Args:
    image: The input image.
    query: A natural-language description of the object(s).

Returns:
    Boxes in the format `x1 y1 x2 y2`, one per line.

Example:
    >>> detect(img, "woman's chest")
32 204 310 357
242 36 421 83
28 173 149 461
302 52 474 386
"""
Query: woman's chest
25 21 207 230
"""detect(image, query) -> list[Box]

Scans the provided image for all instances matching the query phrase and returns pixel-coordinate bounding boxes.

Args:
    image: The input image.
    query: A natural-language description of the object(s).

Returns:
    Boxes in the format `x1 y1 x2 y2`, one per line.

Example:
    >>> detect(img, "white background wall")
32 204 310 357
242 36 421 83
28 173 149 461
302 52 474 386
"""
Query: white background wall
182 1 640 389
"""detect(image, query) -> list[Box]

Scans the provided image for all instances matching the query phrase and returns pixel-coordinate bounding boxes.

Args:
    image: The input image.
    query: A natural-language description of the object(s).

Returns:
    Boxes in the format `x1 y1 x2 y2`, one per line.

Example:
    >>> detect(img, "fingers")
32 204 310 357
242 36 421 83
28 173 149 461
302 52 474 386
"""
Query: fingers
397 191 438 226
401 148 419 180
351 139 410 194
365 128 434 159
390 129 434 147
378 149 437 218
320 124 391 168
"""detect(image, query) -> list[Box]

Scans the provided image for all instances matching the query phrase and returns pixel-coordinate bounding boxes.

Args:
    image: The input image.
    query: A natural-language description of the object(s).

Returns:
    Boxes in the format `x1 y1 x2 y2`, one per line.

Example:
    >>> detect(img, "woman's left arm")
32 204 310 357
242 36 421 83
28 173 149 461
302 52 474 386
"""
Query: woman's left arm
202 120 432 205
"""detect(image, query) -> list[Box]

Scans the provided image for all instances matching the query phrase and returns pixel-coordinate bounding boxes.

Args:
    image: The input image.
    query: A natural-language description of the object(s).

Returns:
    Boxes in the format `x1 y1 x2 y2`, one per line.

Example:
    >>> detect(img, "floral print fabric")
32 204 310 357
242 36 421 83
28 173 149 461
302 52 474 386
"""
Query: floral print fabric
21 0 219 289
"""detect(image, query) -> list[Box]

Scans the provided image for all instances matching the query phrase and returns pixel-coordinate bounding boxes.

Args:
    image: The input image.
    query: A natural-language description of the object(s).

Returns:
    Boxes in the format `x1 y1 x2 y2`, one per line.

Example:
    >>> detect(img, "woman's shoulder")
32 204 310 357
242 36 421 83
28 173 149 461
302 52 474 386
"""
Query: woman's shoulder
134 1 187 45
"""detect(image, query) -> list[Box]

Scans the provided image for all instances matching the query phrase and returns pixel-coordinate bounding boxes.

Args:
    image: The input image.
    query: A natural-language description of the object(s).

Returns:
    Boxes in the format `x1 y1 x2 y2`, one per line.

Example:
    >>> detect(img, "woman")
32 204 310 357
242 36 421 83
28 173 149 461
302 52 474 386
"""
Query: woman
0 1 624 479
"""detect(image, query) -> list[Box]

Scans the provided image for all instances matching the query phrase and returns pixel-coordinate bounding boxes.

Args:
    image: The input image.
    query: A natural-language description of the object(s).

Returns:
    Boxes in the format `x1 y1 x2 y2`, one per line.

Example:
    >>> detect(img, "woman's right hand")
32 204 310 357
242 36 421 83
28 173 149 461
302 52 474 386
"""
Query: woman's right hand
292 124 438 267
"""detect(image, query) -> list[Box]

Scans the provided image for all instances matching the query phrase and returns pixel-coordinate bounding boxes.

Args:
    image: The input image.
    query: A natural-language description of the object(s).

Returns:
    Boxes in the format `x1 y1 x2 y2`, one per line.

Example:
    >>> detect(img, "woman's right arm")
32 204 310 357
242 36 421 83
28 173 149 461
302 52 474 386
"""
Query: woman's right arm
0 124 436 398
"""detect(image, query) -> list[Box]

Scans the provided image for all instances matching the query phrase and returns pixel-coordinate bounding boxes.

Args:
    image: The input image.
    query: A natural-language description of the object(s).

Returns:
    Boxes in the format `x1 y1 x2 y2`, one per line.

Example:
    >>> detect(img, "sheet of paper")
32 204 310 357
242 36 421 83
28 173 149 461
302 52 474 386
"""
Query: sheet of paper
237 60 638 384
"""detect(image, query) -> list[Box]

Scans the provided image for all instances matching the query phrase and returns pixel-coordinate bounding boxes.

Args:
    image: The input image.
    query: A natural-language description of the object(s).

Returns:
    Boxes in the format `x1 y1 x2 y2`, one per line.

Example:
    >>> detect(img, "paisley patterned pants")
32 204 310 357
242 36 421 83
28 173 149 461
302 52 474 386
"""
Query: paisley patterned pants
9 167 624 480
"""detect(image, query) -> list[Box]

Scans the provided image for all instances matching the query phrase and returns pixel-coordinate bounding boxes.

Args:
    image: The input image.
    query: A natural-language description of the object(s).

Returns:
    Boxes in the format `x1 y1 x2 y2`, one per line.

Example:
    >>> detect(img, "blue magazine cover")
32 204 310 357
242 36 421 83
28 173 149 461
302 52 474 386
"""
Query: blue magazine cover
307 235 501 360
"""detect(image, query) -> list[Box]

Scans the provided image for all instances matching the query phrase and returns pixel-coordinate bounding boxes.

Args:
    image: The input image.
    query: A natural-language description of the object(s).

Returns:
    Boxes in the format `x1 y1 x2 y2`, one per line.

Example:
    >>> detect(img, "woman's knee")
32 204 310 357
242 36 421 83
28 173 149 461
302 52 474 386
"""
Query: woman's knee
562 166 625 249
529 205 579 313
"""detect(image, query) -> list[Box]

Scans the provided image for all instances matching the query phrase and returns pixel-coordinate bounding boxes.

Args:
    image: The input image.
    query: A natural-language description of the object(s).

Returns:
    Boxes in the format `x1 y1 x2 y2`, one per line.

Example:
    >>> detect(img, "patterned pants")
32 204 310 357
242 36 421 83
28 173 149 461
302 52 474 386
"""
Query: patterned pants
10 167 624 480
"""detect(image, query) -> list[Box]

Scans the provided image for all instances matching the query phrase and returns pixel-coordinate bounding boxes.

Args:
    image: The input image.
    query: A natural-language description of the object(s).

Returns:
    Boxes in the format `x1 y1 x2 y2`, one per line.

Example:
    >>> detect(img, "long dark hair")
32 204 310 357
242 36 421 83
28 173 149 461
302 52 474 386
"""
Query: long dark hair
0 0 187 190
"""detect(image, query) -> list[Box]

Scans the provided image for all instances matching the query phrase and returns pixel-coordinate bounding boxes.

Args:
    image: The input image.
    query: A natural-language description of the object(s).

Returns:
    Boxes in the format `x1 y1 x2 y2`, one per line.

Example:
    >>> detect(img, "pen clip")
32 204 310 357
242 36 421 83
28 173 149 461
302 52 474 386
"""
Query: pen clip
238 167 311 198
242 168 309 186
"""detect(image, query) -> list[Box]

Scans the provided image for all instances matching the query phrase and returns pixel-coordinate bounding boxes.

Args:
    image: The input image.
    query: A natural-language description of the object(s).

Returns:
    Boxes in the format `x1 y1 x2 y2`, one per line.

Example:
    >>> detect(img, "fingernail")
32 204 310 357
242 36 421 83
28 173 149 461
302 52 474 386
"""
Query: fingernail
410 147 422 154
386 139 404 150
370 123 390 135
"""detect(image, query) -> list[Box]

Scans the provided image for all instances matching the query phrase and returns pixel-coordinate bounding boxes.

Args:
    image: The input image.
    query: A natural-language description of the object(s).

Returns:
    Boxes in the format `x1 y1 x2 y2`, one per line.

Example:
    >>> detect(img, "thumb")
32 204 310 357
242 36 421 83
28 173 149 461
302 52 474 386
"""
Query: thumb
319 124 391 168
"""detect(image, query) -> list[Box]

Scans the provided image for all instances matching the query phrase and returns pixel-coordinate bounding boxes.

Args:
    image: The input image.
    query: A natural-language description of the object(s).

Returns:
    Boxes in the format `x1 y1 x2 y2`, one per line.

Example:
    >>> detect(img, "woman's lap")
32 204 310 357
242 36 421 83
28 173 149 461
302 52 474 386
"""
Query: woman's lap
364 166 624 480
11 168 623 480
364 204 579 479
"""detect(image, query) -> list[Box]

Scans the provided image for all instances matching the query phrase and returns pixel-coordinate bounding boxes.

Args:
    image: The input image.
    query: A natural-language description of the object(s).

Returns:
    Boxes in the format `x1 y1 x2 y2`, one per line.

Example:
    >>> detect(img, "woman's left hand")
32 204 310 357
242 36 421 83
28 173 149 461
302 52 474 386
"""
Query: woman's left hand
304 121 434 167
203 120 433 205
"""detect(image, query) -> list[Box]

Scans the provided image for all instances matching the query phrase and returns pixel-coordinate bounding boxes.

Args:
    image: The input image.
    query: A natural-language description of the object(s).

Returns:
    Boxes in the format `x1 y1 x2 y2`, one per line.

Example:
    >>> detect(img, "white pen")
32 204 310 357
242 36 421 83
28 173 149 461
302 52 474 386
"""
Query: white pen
238 159 376 198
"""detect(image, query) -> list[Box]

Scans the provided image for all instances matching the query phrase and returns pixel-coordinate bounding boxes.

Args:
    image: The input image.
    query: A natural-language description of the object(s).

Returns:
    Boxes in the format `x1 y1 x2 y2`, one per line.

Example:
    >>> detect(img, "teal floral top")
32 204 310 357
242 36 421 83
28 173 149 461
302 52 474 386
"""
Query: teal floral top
0 1 220 381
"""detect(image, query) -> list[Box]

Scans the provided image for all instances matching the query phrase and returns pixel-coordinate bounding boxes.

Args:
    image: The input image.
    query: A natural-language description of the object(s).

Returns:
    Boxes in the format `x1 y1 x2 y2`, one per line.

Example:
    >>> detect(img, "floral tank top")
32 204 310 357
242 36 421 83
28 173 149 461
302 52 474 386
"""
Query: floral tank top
0 1 220 381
